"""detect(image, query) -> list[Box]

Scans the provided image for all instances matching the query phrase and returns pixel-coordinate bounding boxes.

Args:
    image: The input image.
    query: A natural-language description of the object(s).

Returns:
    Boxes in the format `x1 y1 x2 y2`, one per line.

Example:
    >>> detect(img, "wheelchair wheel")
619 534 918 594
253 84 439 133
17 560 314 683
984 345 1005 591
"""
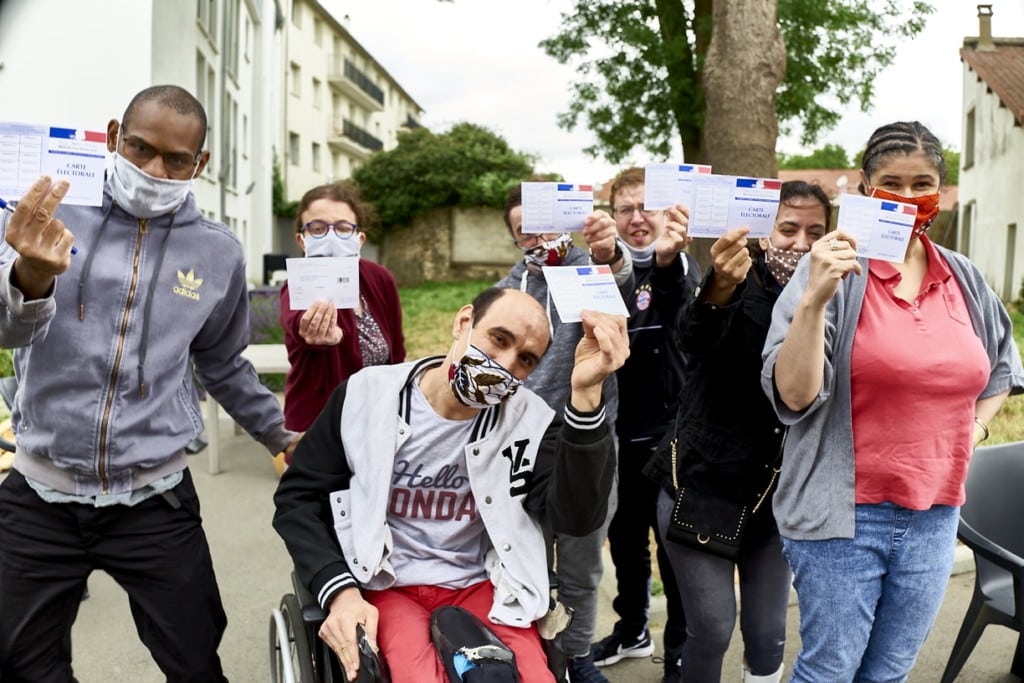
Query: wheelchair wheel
270 593 317 683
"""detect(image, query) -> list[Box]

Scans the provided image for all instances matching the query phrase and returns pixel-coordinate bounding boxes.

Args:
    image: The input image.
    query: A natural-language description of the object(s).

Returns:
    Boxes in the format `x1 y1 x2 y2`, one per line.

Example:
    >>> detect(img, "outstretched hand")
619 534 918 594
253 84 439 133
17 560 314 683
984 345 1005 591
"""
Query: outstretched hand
703 226 752 305
655 204 692 267
7 176 75 300
581 210 619 264
298 300 344 346
803 230 862 309
570 310 630 412
320 587 380 682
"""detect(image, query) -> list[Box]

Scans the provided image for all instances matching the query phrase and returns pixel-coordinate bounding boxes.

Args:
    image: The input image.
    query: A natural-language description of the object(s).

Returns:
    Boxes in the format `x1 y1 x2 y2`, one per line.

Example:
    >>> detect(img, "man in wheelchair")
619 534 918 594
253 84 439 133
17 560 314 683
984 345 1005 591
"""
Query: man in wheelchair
273 288 627 682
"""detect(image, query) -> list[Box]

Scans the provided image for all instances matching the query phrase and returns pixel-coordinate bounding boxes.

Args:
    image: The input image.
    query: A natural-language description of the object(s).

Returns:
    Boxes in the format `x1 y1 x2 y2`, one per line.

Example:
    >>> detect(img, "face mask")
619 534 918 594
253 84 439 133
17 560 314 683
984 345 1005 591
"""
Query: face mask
448 327 523 409
109 152 195 219
623 241 656 268
522 233 573 267
764 240 805 288
869 187 941 237
302 232 361 258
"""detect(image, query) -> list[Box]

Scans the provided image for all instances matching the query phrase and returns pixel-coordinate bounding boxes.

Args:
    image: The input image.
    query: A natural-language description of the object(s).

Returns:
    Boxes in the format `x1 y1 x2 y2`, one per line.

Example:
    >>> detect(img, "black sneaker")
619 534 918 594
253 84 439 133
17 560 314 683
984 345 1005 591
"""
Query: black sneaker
567 653 610 683
590 625 655 666
661 647 683 683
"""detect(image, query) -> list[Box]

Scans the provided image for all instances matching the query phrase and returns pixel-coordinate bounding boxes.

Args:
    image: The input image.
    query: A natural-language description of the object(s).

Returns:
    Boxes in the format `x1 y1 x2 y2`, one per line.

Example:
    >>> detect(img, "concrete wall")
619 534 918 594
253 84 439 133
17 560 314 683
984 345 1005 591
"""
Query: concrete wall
960 61 1024 300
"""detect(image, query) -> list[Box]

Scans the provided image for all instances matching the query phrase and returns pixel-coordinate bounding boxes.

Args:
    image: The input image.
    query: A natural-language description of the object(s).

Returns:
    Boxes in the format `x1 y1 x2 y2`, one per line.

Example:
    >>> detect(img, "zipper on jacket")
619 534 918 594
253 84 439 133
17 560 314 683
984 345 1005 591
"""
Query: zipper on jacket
97 218 148 493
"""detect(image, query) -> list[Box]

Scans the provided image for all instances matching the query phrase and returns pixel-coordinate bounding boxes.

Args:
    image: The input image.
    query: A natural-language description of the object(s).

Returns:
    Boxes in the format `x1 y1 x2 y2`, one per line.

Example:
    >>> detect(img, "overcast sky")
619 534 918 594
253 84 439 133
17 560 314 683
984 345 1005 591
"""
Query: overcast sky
329 0 1024 183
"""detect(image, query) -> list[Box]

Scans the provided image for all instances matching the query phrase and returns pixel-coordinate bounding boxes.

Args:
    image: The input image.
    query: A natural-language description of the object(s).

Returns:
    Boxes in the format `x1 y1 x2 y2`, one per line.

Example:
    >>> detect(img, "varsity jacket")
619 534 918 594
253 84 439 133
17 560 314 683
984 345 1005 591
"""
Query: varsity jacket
761 242 1024 540
0 184 293 496
273 357 616 627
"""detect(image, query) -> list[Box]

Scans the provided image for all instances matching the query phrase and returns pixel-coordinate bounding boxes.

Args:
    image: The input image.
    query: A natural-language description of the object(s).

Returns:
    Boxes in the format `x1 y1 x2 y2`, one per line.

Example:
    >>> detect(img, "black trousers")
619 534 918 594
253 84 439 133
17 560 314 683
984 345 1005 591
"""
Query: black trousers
0 468 229 683
606 439 687 652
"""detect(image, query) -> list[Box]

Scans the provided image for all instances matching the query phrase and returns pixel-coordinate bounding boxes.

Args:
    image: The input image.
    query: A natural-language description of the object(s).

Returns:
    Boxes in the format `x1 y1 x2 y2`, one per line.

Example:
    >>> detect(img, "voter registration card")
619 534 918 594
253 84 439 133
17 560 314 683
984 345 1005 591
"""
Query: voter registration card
285 257 360 310
643 162 713 211
521 182 594 234
541 264 630 323
836 194 915 263
688 175 782 239
0 121 107 206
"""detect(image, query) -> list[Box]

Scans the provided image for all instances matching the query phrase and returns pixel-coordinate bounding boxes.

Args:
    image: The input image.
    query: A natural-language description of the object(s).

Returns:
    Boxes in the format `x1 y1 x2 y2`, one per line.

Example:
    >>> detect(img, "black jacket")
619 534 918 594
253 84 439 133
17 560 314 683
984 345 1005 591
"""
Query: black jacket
616 253 700 443
645 255 786 538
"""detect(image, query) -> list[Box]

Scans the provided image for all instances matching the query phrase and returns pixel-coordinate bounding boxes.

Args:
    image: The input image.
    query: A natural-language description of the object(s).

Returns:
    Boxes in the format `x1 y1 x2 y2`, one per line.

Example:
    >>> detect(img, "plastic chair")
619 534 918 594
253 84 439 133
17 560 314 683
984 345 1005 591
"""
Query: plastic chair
940 440 1024 682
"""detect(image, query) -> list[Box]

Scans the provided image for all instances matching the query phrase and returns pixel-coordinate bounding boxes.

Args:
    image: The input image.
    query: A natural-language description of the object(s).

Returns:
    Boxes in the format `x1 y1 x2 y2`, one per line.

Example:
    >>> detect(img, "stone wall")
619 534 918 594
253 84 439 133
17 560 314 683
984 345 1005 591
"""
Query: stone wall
380 207 521 286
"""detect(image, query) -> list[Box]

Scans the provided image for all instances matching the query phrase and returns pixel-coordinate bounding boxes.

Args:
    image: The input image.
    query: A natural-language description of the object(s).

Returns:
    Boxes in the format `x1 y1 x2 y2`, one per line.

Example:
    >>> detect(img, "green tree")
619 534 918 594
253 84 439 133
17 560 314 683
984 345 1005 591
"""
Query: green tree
943 147 960 186
778 143 853 170
352 123 535 229
541 0 933 165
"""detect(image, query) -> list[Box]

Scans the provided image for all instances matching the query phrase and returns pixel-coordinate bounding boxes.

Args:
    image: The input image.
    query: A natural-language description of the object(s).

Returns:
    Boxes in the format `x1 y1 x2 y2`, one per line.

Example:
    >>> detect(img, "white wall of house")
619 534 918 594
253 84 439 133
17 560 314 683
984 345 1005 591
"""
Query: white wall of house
960 61 1024 301
0 0 275 285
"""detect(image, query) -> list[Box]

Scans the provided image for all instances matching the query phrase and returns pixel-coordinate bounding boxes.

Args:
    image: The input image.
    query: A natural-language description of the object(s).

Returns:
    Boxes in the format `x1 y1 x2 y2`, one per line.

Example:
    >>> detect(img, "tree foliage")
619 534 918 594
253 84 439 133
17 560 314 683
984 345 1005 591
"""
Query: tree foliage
541 0 934 164
352 123 535 229
778 143 853 170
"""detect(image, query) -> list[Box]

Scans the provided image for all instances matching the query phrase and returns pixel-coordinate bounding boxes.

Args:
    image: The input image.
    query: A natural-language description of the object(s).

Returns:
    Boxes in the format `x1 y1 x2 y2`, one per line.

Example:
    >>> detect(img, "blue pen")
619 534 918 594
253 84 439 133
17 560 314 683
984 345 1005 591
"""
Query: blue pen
0 198 78 255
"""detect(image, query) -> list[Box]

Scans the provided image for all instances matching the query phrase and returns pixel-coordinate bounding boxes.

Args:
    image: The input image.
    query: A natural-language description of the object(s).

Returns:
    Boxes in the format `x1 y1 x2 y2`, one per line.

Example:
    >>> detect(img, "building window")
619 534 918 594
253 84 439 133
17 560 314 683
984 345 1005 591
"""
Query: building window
314 18 323 46
962 200 974 257
289 132 300 165
242 114 249 160
291 1 301 29
964 108 975 170
290 62 301 97
197 0 217 41
312 77 322 110
312 142 322 173
244 15 251 62
195 52 216 155
226 0 240 79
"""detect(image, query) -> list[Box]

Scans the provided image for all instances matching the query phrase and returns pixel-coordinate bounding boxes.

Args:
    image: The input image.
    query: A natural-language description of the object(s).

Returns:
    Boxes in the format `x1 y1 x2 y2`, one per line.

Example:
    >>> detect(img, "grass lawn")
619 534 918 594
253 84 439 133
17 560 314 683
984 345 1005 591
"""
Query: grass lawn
398 280 1024 445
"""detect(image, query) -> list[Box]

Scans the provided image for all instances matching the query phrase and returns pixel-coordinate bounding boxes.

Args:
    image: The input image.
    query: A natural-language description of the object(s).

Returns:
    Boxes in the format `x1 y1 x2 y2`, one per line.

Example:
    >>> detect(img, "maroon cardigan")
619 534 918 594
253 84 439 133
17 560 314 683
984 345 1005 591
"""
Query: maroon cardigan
280 258 405 431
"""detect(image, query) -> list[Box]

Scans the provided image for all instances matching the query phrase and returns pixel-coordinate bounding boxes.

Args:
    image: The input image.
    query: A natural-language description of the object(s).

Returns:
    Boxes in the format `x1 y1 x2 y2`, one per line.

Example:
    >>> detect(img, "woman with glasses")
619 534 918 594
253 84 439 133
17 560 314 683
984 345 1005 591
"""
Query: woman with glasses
280 182 405 438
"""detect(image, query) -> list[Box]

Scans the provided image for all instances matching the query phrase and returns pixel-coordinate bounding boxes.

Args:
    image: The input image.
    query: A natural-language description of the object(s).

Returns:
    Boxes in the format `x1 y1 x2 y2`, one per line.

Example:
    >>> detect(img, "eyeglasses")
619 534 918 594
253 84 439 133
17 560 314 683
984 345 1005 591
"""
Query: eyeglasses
303 220 360 239
120 132 201 179
612 205 660 218
512 232 556 248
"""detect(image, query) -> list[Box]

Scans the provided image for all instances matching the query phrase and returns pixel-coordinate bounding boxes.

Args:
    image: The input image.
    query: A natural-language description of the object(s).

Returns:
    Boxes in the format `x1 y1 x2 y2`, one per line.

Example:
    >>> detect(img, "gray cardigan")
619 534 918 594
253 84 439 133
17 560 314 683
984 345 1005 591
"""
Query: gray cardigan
761 244 1024 540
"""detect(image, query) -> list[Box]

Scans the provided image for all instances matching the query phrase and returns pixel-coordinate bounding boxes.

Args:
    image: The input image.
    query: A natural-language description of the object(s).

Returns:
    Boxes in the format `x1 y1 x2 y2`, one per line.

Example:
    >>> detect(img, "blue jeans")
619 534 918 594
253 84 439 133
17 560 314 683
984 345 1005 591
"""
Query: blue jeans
782 502 958 683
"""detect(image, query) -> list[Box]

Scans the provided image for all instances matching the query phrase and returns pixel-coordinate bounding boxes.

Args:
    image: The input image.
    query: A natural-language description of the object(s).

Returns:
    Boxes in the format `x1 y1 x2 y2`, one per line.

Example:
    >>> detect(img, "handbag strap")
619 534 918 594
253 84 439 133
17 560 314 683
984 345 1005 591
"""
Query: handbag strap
671 422 787 511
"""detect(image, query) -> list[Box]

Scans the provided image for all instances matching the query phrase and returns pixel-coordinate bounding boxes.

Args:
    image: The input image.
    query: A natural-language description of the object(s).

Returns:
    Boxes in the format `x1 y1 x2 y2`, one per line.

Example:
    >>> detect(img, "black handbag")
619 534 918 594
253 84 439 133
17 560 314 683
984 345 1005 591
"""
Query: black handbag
666 432 781 562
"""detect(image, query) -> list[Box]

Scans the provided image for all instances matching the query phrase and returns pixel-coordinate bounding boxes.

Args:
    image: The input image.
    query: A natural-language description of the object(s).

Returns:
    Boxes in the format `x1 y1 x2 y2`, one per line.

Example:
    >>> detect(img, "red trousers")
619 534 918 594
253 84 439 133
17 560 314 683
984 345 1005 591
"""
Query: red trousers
365 580 554 682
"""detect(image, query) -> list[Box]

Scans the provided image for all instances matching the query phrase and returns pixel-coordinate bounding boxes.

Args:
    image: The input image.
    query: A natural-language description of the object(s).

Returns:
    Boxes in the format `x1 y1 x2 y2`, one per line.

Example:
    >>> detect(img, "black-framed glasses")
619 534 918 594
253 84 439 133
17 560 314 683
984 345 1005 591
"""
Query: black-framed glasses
612 205 660 218
303 219 360 239
120 132 201 178
512 232 557 248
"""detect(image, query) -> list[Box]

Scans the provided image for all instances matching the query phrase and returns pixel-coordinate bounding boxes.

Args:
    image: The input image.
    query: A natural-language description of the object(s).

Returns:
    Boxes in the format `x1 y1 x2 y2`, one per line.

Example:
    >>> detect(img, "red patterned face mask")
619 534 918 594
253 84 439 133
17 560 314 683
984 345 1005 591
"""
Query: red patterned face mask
868 188 941 237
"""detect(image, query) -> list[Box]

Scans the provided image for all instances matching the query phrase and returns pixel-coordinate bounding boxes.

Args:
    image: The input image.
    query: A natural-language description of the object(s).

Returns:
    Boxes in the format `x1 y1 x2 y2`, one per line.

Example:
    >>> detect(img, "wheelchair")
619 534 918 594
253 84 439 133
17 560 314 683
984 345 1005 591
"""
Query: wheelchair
269 572 571 683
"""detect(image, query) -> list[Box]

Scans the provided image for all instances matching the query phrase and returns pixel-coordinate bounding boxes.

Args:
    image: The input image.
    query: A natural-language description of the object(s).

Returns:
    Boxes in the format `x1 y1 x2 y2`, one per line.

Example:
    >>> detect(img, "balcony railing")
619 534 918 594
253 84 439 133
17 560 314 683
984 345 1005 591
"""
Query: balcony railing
343 59 384 106
340 119 383 151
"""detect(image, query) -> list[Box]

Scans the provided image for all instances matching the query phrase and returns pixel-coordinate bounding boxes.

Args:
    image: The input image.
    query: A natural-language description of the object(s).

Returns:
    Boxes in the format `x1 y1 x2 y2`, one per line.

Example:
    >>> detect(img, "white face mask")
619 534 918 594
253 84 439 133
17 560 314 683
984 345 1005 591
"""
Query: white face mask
302 232 361 258
109 152 195 219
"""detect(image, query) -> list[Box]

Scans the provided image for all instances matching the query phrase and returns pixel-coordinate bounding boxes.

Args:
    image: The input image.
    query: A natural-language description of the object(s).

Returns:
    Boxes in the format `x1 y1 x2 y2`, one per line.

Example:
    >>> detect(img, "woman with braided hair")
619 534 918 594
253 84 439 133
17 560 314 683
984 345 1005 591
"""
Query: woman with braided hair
761 121 1024 681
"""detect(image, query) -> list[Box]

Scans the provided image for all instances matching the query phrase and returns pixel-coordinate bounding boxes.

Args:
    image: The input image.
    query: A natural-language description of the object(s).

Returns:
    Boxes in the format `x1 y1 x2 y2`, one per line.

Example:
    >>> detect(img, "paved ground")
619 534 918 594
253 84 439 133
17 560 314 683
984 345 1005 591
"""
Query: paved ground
24 415 1018 682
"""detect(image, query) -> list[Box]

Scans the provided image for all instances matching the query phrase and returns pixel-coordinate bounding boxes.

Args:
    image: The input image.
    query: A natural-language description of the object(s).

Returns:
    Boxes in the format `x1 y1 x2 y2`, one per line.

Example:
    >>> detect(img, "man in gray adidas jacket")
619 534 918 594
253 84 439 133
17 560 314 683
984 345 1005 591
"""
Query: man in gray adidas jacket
0 85 296 682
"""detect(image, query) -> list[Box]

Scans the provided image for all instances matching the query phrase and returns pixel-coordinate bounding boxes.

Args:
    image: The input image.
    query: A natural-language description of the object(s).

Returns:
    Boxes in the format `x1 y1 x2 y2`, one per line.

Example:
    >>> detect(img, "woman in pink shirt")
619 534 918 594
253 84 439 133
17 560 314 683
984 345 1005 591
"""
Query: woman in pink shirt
763 121 1024 681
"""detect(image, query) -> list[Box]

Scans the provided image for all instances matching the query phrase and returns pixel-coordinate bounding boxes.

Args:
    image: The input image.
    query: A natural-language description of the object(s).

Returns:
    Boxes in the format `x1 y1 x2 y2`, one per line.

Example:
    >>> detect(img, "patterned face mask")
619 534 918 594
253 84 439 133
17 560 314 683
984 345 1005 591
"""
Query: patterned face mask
448 327 523 409
521 233 574 268
765 240 805 288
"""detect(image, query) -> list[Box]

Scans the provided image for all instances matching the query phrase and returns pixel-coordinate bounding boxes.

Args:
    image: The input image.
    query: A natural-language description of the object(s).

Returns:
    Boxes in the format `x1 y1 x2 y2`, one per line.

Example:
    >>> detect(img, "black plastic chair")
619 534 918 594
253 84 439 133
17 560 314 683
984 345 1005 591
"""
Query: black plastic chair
940 440 1024 682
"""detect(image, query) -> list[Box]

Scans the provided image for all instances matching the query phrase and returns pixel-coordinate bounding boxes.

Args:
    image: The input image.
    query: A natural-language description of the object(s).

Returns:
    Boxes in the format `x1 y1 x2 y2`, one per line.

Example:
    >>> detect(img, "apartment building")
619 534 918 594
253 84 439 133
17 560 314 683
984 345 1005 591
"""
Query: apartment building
279 0 424 203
